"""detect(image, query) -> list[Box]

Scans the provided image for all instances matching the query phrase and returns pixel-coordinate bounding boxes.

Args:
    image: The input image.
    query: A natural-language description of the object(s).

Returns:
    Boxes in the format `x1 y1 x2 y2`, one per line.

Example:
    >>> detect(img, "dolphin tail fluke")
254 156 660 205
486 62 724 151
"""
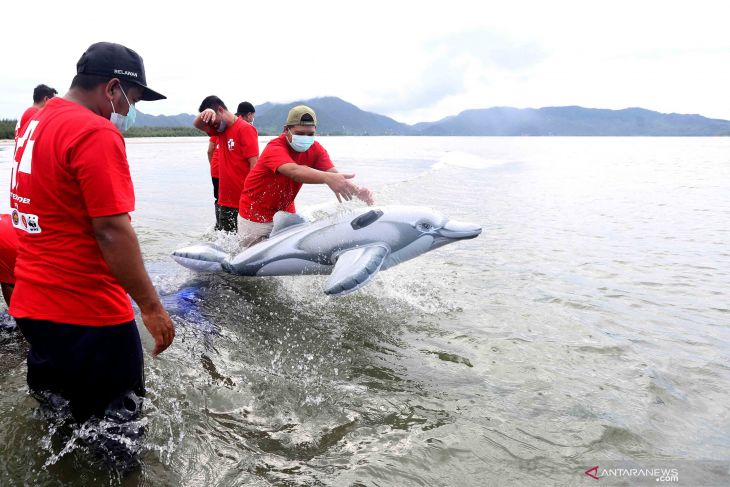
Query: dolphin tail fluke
171 243 229 273
324 244 389 296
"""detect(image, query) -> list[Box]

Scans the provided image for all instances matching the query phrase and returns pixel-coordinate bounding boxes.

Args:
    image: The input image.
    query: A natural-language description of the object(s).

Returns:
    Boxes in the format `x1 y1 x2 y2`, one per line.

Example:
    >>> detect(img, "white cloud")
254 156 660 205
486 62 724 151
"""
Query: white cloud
362 28 546 120
2 0 730 124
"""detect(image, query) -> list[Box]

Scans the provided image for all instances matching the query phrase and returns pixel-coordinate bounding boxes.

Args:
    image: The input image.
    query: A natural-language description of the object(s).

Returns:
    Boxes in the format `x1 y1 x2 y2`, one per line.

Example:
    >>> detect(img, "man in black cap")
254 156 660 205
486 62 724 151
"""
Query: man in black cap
195 96 259 233
203 101 256 231
10 42 174 433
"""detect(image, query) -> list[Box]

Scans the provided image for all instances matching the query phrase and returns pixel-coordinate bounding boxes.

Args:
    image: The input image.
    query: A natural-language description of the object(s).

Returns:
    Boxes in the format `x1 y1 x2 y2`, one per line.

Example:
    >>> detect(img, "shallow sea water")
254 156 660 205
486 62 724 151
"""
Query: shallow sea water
0 136 728 486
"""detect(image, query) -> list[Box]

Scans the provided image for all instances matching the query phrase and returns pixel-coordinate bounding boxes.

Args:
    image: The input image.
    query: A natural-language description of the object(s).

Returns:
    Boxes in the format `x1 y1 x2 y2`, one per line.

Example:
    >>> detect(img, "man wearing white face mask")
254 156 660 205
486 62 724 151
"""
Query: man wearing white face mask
194 96 259 233
10 42 175 435
237 105 374 248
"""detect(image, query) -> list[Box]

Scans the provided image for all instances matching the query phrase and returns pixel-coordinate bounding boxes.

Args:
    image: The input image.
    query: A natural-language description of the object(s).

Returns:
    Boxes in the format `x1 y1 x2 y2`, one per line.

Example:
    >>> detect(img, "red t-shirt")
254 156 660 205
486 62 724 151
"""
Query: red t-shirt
14 106 39 139
0 215 19 285
209 135 219 178
9 97 135 326
215 118 259 208
238 134 334 223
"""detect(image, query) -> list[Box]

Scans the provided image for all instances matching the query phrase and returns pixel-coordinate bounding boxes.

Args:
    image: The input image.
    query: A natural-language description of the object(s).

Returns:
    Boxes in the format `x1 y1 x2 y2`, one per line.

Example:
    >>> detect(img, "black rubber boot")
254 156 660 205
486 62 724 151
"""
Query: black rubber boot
214 203 222 231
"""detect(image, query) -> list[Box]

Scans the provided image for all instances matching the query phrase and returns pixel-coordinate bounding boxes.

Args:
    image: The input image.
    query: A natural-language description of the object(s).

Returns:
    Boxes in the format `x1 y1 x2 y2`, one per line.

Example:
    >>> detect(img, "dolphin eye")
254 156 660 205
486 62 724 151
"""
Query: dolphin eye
418 222 433 231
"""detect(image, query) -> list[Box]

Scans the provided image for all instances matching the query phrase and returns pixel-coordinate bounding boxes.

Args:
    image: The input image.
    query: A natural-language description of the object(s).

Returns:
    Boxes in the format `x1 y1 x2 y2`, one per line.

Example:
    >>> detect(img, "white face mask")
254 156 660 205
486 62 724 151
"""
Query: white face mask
287 129 315 152
109 86 136 132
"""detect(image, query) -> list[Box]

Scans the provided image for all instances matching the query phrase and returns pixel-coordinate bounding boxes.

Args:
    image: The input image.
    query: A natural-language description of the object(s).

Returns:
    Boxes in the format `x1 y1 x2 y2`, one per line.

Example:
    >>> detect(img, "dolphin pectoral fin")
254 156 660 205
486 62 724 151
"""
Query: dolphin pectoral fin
172 243 229 273
324 244 389 296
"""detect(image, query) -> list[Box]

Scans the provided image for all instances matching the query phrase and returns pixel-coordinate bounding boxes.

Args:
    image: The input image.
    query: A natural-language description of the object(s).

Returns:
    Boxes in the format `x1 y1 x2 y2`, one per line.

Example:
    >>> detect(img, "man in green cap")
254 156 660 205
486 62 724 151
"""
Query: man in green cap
237 105 373 247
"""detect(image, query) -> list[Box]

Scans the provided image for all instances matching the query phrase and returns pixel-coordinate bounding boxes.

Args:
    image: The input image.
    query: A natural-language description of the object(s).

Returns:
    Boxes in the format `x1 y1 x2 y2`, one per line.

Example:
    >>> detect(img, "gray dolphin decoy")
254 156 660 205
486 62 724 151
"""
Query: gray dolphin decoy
172 206 481 296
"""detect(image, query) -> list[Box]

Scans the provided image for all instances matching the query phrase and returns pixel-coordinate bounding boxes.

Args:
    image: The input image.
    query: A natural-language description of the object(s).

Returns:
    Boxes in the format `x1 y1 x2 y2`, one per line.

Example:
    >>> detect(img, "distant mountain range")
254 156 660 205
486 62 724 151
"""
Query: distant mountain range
136 97 730 136
253 97 410 135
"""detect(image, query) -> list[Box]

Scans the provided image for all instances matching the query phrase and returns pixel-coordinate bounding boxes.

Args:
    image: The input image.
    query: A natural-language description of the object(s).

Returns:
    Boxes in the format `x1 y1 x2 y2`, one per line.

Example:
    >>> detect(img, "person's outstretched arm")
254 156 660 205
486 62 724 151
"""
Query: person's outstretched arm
326 168 374 204
278 163 374 204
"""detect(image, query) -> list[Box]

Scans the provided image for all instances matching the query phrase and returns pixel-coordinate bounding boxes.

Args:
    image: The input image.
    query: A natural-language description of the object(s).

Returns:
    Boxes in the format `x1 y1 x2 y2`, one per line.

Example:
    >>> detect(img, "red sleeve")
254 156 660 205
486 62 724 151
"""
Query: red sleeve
312 143 334 171
263 140 295 172
240 124 259 159
68 128 135 218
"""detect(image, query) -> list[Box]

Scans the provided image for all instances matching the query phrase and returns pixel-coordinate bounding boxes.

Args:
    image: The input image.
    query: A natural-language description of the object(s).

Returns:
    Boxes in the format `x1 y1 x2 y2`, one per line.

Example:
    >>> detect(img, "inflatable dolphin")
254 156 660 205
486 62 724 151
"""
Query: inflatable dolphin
172 206 481 296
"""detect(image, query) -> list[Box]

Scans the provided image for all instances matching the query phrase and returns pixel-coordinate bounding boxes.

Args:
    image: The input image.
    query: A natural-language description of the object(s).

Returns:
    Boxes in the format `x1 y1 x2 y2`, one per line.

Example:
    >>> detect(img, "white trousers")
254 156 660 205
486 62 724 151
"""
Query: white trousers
237 215 274 248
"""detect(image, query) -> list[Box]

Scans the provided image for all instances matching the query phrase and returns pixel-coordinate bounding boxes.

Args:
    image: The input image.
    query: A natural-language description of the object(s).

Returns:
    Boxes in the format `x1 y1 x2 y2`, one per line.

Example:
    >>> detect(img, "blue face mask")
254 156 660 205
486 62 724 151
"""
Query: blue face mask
288 129 315 152
110 86 136 132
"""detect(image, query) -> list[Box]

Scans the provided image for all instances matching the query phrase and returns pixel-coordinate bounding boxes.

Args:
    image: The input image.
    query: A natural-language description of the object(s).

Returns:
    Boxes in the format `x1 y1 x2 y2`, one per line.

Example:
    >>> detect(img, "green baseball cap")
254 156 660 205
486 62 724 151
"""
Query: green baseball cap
286 105 317 126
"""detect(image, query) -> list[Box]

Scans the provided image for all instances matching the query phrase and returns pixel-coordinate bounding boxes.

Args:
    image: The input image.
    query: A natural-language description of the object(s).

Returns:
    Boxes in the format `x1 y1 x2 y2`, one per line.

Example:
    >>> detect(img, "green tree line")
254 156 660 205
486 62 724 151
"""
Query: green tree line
0 119 16 140
124 126 206 138
2 120 207 140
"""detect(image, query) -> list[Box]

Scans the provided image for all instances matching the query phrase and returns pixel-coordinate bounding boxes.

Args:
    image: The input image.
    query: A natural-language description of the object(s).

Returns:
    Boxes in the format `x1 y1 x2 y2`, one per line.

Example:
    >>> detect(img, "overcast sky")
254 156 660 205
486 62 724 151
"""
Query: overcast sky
2 0 729 124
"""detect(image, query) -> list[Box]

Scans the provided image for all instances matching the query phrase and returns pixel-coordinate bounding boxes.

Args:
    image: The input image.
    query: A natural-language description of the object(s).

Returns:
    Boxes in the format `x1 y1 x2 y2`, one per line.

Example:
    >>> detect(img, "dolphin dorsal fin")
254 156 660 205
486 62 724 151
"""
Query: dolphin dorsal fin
270 211 308 237
324 244 389 296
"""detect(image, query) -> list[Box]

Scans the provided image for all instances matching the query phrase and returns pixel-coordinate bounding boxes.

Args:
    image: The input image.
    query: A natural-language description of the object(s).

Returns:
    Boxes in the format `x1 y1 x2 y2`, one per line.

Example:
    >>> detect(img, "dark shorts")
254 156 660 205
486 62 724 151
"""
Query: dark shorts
219 206 238 233
212 176 219 202
16 318 145 423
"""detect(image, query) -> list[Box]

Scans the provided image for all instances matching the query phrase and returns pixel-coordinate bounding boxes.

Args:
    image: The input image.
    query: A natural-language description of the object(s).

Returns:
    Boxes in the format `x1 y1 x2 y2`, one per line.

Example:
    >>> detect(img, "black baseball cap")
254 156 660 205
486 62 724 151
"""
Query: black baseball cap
76 42 166 101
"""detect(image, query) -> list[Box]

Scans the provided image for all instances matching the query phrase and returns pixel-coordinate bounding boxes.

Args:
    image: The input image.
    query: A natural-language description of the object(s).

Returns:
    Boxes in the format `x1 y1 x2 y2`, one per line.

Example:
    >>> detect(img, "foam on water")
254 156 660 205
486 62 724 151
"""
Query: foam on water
430 151 506 171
